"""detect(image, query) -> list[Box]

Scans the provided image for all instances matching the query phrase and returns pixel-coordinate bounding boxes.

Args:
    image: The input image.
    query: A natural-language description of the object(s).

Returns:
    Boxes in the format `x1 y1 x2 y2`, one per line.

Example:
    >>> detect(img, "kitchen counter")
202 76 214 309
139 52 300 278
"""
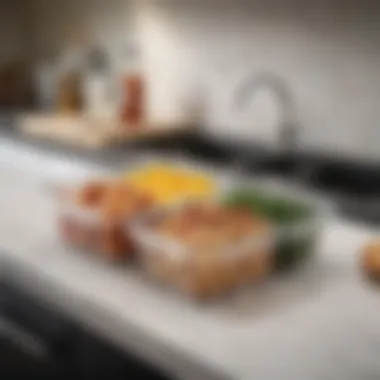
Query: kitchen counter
0 138 379 380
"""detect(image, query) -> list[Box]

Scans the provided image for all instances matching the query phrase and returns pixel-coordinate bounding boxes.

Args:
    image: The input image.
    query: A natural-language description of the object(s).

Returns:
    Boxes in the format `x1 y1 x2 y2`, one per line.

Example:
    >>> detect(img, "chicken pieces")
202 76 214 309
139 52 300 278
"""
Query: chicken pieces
60 179 155 261
140 202 273 300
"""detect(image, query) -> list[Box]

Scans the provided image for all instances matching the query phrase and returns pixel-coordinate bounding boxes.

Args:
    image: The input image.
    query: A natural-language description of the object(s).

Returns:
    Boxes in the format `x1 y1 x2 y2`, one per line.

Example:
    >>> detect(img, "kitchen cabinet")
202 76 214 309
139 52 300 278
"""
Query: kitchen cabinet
0 281 172 380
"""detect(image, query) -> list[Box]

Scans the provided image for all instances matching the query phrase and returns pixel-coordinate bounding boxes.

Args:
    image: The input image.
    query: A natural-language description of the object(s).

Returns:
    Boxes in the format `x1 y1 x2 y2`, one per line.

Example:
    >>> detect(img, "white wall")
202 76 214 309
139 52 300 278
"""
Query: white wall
29 0 380 160
135 0 380 160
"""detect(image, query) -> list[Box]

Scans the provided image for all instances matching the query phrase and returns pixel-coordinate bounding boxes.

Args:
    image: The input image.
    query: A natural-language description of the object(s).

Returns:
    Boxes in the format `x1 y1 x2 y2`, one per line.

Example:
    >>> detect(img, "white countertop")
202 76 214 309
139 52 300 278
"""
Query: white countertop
0 139 379 380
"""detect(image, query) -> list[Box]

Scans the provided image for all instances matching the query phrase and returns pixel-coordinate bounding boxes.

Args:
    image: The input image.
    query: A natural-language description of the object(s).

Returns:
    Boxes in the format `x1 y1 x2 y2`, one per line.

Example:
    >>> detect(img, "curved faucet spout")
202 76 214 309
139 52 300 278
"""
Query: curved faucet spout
234 71 298 152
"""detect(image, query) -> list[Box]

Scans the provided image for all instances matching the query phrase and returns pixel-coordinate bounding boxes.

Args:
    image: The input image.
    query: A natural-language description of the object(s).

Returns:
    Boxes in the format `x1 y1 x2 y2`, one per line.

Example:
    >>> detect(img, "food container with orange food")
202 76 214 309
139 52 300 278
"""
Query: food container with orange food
130 201 275 300
57 179 156 262
125 161 218 206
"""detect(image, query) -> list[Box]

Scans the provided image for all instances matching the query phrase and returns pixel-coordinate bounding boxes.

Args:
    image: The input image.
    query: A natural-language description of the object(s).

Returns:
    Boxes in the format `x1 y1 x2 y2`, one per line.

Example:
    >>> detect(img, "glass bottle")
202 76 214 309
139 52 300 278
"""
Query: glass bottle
56 31 86 114
120 44 144 128
83 45 114 122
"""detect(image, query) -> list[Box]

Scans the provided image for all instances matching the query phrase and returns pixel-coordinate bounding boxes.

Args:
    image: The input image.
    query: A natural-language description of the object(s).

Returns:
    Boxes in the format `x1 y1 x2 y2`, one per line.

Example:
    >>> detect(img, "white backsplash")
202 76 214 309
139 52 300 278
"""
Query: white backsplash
135 0 380 160
28 0 380 161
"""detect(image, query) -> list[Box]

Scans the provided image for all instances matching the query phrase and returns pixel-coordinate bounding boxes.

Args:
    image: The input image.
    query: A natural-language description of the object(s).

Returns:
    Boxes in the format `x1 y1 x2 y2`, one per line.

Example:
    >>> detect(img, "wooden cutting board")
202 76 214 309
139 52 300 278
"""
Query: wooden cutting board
18 113 190 149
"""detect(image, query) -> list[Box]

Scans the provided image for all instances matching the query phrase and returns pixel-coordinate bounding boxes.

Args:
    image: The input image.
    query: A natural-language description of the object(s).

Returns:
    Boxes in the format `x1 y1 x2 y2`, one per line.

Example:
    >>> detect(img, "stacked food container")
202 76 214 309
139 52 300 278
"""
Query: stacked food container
56 159 323 301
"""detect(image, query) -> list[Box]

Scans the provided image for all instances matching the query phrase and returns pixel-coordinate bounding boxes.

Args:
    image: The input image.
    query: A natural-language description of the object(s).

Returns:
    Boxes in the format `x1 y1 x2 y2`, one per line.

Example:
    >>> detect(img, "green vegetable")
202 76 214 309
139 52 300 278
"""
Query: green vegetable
276 234 316 270
223 189 313 224
223 188 317 270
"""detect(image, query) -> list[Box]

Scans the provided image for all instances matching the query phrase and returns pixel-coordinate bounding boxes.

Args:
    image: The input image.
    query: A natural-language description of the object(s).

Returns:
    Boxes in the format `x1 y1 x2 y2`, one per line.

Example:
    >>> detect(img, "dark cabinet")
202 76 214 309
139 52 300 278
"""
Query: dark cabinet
79 334 171 380
0 282 79 379
0 281 172 380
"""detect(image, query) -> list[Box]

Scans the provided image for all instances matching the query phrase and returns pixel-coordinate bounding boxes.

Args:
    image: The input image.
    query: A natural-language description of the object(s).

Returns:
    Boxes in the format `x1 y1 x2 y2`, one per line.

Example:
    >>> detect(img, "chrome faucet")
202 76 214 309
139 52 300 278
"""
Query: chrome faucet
234 71 298 153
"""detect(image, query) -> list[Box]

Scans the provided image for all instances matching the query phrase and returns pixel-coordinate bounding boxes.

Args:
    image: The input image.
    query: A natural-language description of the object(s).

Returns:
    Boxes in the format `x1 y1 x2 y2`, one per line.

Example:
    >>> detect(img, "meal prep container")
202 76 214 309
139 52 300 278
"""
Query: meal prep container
54 156 227 263
57 194 135 262
130 202 275 300
124 155 233 206
275 216 320 270
223 181 329 270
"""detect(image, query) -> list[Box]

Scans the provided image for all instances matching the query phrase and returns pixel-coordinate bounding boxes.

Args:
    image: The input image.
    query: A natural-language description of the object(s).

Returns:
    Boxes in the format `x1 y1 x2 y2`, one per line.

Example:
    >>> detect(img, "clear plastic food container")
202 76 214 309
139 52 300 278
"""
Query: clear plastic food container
222 180 331 271
275 216 321 270
55 179 155 263
53 156 226 264
59 203 133 262
57 197 135 263
129 202 275 300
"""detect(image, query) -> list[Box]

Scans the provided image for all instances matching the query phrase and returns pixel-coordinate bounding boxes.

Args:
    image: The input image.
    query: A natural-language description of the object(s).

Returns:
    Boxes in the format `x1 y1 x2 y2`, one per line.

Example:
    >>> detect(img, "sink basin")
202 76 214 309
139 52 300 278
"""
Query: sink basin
245 153 303 177
300 160 380 225
303 161 380 197
135 132 235 165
